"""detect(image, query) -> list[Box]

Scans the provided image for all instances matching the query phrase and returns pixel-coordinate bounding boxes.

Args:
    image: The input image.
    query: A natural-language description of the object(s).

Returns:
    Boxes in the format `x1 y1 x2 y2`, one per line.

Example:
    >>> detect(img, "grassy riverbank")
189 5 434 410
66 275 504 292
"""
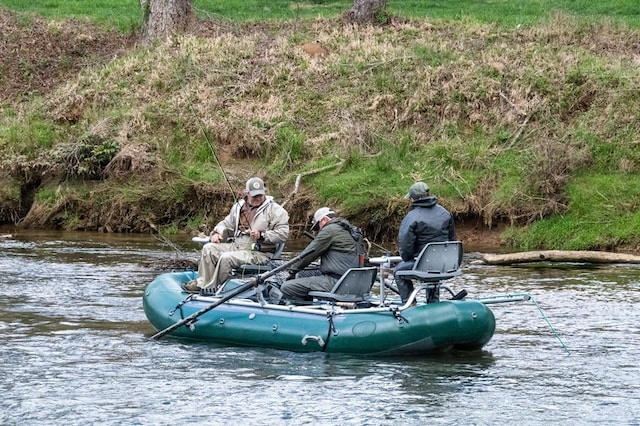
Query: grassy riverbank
1 2 639 251
2 0 640 28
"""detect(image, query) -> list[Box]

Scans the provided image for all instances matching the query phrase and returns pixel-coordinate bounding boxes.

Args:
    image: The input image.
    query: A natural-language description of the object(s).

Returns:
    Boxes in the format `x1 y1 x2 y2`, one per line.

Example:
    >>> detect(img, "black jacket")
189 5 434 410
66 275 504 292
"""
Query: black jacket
398 196 455 261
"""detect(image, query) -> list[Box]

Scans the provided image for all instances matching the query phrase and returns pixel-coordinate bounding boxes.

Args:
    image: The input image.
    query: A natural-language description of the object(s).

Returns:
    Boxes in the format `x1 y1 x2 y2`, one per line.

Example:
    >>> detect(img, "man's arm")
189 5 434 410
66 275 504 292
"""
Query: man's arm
398 217 416 261
262 203 289 244
212 201 242 241
289 226 333 271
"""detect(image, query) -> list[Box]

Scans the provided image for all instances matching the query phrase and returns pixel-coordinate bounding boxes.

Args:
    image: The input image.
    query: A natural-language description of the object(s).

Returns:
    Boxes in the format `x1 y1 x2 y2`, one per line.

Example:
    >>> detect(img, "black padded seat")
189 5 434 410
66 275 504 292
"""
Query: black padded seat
235 242 286 275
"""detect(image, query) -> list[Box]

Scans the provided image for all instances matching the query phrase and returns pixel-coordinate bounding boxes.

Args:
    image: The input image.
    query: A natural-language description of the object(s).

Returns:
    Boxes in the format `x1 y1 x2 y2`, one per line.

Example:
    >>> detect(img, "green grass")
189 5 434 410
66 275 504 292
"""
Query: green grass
264 124 306 175
308 156 405 214
393 0 640 27
1 0 639 30
0 114 61 155
505 173 640 250
34 186 59 204
0 0 140 31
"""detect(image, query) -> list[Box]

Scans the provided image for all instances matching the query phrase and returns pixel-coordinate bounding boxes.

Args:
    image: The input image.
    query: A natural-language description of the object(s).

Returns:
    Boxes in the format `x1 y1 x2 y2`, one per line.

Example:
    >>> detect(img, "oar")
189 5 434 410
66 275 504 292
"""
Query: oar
151 253 301 340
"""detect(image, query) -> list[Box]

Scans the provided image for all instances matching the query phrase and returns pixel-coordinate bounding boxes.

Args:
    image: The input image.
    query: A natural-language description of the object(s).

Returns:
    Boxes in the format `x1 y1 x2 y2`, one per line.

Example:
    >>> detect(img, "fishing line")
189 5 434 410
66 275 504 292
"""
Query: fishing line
478 292 571 355
187 100 238 203
187 99 254 233
369 240 393 256
528 294 571 356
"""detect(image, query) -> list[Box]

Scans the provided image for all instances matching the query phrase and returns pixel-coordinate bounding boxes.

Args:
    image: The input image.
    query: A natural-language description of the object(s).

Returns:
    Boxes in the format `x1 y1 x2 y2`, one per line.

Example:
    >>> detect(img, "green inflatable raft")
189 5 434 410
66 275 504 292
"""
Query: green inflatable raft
143 270 496 355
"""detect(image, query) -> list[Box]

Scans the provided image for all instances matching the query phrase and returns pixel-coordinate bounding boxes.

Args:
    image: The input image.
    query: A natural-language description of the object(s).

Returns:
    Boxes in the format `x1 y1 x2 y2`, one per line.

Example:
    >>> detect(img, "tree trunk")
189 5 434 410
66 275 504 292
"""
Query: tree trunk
141 0 193 43
345 0 389 25
475 250 640 265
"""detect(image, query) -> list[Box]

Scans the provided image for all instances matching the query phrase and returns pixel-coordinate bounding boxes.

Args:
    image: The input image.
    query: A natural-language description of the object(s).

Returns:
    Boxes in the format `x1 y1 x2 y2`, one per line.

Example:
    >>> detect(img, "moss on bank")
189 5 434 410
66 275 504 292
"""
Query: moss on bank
1 10 639 251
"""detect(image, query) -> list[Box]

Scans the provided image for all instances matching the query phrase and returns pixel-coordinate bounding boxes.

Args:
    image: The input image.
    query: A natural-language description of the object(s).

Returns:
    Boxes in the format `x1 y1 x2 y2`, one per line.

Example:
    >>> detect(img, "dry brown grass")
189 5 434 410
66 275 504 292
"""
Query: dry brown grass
2 11 639 245
0 10 134 103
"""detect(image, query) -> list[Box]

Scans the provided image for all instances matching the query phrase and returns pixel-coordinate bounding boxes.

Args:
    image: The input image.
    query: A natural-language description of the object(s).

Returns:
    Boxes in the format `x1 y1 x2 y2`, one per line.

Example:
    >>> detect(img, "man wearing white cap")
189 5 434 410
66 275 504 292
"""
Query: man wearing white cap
185 177 289 293
280 207 363 304
394 181 455 304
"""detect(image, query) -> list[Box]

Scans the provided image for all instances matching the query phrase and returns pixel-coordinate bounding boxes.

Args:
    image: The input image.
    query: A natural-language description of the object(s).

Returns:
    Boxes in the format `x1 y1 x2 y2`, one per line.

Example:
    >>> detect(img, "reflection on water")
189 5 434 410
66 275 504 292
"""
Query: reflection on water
1 230 640 425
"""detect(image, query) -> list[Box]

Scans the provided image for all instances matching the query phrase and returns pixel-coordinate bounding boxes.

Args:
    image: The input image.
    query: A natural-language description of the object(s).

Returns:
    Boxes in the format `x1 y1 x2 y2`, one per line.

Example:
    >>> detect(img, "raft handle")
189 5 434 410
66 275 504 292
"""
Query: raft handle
301 334 325 347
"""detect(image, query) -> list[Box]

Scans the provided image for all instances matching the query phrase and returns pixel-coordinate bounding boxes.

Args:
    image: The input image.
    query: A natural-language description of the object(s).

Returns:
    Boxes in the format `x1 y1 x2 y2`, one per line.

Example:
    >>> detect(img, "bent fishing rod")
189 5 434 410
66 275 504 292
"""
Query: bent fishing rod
187 100 255 235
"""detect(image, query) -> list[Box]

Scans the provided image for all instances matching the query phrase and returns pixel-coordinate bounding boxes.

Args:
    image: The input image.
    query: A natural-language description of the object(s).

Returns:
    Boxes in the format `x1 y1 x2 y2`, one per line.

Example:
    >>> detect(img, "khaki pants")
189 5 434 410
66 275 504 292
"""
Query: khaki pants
195 237 271 289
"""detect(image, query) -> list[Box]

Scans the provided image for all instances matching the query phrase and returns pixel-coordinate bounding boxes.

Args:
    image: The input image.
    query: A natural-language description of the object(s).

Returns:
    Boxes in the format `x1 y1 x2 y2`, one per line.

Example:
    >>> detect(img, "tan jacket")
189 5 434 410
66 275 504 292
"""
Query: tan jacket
213 196 289 252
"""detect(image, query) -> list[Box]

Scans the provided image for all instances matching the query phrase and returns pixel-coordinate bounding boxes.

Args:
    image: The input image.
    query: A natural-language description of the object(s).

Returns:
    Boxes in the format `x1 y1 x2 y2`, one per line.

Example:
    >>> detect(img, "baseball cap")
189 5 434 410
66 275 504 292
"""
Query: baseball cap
246 177 265 196
404 182 429 200
311 207 335 230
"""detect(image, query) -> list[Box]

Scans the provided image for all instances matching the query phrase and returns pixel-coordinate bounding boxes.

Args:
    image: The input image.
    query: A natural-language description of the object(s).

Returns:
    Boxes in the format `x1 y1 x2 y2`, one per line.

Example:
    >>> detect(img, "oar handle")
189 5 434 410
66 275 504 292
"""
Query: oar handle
254 253 302 284
151 280 254 339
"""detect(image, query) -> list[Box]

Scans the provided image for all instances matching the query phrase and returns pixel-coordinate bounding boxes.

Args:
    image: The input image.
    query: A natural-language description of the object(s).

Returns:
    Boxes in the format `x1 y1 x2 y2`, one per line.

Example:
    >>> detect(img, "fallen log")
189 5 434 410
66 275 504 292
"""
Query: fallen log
476 250 640 265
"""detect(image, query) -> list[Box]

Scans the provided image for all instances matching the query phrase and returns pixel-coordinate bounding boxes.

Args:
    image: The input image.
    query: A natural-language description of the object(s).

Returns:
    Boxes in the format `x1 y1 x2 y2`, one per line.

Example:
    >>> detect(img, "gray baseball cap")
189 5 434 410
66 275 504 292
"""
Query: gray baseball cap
246 177 265 196
405 182 429 200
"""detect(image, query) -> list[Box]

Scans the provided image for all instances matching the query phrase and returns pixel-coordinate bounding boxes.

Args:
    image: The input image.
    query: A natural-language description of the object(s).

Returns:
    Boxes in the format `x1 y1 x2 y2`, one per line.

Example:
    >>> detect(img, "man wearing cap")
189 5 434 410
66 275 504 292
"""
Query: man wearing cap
394 181 455 304
184 177 289 293
280 207 362 304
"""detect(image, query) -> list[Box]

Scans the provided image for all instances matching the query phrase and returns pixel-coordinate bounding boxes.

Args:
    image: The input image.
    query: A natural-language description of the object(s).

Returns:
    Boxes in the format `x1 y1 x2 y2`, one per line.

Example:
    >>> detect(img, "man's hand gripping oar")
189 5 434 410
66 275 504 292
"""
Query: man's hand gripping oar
151 254 302 340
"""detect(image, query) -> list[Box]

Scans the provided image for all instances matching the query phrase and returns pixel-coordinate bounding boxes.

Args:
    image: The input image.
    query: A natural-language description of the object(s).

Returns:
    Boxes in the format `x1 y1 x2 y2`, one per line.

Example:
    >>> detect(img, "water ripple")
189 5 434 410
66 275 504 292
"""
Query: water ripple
1 234 640 425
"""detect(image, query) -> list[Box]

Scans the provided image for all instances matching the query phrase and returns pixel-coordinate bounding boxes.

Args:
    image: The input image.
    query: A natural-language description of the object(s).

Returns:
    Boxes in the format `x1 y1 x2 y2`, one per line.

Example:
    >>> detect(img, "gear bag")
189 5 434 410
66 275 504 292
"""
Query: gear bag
337 222 368 266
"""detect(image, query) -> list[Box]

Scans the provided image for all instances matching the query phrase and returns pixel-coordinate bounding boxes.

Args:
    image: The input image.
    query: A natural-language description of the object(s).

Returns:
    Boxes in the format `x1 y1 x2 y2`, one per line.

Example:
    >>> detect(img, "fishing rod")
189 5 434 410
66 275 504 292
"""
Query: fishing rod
478 293 571 355
188 101 239 203
187 100 255 235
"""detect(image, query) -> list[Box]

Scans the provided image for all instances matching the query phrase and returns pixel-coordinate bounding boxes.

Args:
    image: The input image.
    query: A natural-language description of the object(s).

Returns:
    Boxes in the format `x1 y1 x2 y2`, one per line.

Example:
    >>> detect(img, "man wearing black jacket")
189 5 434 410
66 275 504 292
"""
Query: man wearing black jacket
394 182 455 304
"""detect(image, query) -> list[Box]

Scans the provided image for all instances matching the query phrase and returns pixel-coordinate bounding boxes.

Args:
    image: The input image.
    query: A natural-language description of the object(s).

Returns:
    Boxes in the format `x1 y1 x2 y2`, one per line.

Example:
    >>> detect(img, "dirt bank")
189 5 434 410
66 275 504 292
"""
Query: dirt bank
0 9 503 248
0 9 135 102
3 9 639 253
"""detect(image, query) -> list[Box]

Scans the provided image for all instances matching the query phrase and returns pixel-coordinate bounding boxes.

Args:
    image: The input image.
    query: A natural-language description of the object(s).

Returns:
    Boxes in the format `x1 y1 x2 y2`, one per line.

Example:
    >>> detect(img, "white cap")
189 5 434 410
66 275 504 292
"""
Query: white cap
311 207 335 230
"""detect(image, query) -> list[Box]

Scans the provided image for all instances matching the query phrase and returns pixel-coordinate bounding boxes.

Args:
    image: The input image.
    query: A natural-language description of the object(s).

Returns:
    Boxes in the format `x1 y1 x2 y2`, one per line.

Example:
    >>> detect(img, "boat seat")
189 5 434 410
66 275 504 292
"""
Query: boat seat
395 241 463 283
234 242 286 276
308 267 378 304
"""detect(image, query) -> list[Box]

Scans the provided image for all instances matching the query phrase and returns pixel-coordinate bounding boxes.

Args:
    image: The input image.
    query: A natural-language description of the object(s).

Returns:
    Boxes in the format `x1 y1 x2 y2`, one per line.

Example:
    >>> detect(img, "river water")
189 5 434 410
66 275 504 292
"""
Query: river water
1 231 639 425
